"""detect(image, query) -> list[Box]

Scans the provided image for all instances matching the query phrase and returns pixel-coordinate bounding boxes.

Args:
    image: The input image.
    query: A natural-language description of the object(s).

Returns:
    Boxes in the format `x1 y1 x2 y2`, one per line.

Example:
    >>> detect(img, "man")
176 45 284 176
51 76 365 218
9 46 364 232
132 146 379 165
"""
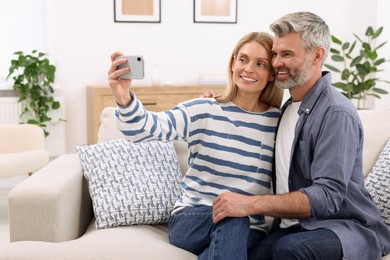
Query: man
212 11 390 260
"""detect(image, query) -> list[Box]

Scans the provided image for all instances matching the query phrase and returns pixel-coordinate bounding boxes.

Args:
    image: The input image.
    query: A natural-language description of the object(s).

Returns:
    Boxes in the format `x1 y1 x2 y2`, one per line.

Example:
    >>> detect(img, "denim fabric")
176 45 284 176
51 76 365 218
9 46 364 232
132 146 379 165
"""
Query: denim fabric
249 226 342 260
168 206 266 260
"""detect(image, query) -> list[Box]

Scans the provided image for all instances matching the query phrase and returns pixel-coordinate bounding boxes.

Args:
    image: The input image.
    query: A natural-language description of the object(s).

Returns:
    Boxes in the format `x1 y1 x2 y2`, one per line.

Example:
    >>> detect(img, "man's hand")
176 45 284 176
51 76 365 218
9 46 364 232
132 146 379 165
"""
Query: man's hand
212 191 312 224
212 192 254 223
199 90 218 98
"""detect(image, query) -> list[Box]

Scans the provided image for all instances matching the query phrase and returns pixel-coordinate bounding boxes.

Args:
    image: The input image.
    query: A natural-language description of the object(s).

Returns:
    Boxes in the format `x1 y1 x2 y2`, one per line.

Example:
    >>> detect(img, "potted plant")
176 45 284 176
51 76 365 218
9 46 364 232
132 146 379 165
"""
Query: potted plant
325 26 390 109
6 50 64 137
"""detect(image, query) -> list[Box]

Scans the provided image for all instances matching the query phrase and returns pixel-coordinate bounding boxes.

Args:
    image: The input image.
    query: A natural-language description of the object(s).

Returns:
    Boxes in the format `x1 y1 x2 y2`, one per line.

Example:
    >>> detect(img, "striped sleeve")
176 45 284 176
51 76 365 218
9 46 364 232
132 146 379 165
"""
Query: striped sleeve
115 92 190 143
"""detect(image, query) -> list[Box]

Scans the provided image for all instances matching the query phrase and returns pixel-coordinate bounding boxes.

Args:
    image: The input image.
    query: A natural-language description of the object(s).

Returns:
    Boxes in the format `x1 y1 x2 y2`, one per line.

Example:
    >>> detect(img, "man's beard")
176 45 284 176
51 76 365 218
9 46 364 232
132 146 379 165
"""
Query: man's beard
274 55 312 90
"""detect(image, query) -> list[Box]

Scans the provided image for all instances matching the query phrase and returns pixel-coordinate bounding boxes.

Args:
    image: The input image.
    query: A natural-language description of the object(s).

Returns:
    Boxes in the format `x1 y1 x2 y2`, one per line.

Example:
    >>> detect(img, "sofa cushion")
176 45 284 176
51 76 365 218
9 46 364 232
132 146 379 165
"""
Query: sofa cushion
0 220 197 260
365 138 390 227
74 139 183 229
98 106 189 176
358 109 390 177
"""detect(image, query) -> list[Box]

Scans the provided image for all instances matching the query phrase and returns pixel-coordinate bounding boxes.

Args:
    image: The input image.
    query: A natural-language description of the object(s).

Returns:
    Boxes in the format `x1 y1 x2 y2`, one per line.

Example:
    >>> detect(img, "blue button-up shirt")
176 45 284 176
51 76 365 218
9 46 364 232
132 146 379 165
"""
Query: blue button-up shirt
274 72 390 259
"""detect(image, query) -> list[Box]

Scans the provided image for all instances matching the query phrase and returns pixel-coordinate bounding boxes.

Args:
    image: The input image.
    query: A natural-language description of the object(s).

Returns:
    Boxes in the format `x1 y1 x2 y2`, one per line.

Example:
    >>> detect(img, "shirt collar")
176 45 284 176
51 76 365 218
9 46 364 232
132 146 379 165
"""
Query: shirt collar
282 71 332 116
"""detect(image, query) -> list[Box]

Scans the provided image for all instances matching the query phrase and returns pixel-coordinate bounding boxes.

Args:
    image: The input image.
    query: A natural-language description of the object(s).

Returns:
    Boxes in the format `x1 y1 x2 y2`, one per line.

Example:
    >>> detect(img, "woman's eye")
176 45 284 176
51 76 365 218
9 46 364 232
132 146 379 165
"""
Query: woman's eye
258 63 266 68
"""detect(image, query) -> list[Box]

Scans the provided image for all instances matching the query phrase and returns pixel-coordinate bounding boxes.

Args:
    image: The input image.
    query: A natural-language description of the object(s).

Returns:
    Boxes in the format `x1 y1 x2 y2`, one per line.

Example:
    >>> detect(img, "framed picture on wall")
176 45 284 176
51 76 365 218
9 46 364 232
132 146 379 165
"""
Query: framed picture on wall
193 0 237 24
114 0 161 23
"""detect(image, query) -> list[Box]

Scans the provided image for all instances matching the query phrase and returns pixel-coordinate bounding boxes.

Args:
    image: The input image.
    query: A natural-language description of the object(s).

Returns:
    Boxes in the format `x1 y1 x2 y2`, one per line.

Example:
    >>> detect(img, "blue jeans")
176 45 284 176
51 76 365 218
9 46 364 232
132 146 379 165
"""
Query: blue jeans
249 225 343 260
168 206 267 260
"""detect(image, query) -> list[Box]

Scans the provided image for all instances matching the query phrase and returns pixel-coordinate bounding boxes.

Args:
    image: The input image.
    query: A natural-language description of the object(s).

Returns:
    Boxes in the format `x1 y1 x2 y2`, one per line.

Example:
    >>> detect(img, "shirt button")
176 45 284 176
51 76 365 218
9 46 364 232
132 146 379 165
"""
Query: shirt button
306 108 310 112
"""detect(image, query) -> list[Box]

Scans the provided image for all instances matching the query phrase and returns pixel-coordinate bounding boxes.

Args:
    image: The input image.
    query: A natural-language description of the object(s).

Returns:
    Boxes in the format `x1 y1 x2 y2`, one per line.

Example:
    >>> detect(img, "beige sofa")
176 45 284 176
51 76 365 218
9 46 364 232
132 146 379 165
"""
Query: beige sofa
0 107 389 260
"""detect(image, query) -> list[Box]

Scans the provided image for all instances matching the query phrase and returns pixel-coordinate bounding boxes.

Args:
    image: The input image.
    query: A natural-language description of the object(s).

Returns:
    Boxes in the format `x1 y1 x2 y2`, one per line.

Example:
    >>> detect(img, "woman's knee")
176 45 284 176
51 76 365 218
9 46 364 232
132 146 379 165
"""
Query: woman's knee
220 216 250 228
168 207 213 254
213 217 250 240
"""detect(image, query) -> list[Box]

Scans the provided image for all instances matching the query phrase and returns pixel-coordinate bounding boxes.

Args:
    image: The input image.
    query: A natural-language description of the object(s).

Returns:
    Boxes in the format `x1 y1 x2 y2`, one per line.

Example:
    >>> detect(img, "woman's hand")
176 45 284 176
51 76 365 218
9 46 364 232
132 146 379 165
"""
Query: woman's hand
108 51 132 106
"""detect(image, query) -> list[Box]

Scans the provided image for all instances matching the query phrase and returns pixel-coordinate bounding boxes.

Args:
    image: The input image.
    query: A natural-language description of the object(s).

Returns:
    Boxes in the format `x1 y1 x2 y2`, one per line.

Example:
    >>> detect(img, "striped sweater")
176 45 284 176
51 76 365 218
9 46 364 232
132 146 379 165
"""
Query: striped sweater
115 93 280 230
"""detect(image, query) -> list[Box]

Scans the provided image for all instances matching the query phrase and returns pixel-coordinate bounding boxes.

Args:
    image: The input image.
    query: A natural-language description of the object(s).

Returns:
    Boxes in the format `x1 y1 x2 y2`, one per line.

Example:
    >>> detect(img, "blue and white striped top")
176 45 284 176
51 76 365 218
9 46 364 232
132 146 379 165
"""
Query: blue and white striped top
115 93 280 230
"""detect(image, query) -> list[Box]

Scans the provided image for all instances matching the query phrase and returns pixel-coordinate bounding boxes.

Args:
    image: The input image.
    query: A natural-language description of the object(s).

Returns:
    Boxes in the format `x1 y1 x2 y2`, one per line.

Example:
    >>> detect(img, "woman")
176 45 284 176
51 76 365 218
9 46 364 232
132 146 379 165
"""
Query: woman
108 31 283 260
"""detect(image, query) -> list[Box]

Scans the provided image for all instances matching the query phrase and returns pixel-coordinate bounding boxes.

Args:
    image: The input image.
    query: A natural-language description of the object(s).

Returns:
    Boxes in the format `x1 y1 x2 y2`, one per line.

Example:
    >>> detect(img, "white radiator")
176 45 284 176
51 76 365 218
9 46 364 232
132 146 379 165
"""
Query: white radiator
0 97 66 157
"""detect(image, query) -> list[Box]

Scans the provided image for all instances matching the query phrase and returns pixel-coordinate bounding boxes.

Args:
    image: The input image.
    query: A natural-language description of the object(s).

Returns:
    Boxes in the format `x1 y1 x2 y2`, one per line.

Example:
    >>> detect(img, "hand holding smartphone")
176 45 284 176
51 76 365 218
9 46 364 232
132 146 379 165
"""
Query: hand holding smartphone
116 55 145 79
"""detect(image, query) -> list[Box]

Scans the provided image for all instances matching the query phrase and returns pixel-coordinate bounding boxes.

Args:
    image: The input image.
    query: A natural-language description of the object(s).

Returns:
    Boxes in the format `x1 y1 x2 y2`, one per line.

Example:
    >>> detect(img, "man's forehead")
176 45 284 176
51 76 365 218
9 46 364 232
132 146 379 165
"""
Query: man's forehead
272 33 304 51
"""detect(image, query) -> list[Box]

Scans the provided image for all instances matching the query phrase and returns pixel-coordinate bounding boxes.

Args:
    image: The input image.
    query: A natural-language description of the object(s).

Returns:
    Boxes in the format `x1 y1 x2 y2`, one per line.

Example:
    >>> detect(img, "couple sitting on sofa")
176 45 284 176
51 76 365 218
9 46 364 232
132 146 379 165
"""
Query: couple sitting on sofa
107 11 390 260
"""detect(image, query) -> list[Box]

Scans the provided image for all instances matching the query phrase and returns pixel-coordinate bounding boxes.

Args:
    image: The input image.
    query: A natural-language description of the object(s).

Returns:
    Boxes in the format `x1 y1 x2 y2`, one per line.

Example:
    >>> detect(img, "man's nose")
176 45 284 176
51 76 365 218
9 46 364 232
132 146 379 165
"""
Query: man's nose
272 56 283 68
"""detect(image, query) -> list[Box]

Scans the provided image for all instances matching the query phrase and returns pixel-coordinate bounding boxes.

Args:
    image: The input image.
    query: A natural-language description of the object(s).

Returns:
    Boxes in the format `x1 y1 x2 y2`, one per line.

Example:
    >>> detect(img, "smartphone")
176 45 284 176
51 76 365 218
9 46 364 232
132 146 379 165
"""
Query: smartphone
116 55 145 79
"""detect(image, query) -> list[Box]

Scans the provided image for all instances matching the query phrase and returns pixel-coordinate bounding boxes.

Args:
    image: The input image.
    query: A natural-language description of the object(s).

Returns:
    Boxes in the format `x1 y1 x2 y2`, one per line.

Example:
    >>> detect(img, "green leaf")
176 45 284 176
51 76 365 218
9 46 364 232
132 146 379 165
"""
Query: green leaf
366 26 374 37
331 35 342 45
324 64 341 73
362 42 371 52
342 42 350 51
372 87 388 94
354 33 363 43
377 79 390 84
356 63 370 76
365 78 376 88
373 26 383 39
52 101 60 109
341 69 351 80
374 58 386 66
331 55 344 62
330 48 340 54
368 50 378 60
348 41 356 55
375 41 387 51
27 119 39 125
351 55 363 67
332 82 348 89
41 114 51 122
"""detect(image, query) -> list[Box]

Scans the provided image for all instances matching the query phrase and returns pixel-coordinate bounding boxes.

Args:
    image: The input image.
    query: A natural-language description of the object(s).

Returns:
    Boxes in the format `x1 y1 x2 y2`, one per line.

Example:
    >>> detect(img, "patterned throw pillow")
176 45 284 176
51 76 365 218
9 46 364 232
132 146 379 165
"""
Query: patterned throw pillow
74 139 183 229
365 138 390 227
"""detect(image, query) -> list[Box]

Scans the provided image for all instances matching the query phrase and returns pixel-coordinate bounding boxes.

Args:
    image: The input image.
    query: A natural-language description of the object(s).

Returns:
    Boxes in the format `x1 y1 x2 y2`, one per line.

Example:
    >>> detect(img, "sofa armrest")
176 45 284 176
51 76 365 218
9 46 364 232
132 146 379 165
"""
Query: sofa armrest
8 154 93 242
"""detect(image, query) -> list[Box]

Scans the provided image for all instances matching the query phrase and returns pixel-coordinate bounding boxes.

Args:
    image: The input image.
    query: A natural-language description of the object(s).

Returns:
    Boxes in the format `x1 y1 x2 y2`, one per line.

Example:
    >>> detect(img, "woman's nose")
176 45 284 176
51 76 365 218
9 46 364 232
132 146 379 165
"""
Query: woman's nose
245 62 256 73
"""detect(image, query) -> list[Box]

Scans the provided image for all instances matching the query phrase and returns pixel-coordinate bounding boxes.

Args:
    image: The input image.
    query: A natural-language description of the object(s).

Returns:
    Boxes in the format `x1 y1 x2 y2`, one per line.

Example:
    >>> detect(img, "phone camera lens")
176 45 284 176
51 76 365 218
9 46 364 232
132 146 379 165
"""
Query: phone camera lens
137 57 141 61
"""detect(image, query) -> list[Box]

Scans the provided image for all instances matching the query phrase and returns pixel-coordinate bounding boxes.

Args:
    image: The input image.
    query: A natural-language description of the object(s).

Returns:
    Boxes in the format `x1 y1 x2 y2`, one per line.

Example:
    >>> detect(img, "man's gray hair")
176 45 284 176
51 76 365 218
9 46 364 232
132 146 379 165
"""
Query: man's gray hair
270 12 331 63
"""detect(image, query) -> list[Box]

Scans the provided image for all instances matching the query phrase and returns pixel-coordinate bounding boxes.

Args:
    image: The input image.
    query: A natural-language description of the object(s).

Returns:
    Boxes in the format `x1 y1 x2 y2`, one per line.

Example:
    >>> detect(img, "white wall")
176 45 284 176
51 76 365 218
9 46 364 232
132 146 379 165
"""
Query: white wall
2 0 389 153
377 0 390 110
0 0 45 88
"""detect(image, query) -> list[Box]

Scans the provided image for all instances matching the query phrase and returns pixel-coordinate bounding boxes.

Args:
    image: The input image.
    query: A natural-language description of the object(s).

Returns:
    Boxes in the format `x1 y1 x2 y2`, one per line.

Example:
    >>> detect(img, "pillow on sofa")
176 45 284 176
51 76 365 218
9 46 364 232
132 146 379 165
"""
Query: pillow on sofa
365 138 390 227
74 139 183 229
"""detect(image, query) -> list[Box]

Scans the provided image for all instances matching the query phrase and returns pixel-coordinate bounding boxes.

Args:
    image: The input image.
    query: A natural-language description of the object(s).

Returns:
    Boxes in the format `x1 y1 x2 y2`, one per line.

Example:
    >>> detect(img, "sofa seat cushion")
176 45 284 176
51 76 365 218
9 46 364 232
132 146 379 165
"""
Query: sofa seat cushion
0 220 196 260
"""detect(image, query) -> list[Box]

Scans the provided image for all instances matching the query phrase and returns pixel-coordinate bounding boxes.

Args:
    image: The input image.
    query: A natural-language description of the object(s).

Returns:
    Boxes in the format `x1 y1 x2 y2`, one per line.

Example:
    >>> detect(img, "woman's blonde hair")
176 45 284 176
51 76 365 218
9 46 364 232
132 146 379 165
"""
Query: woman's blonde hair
216 32 283 109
